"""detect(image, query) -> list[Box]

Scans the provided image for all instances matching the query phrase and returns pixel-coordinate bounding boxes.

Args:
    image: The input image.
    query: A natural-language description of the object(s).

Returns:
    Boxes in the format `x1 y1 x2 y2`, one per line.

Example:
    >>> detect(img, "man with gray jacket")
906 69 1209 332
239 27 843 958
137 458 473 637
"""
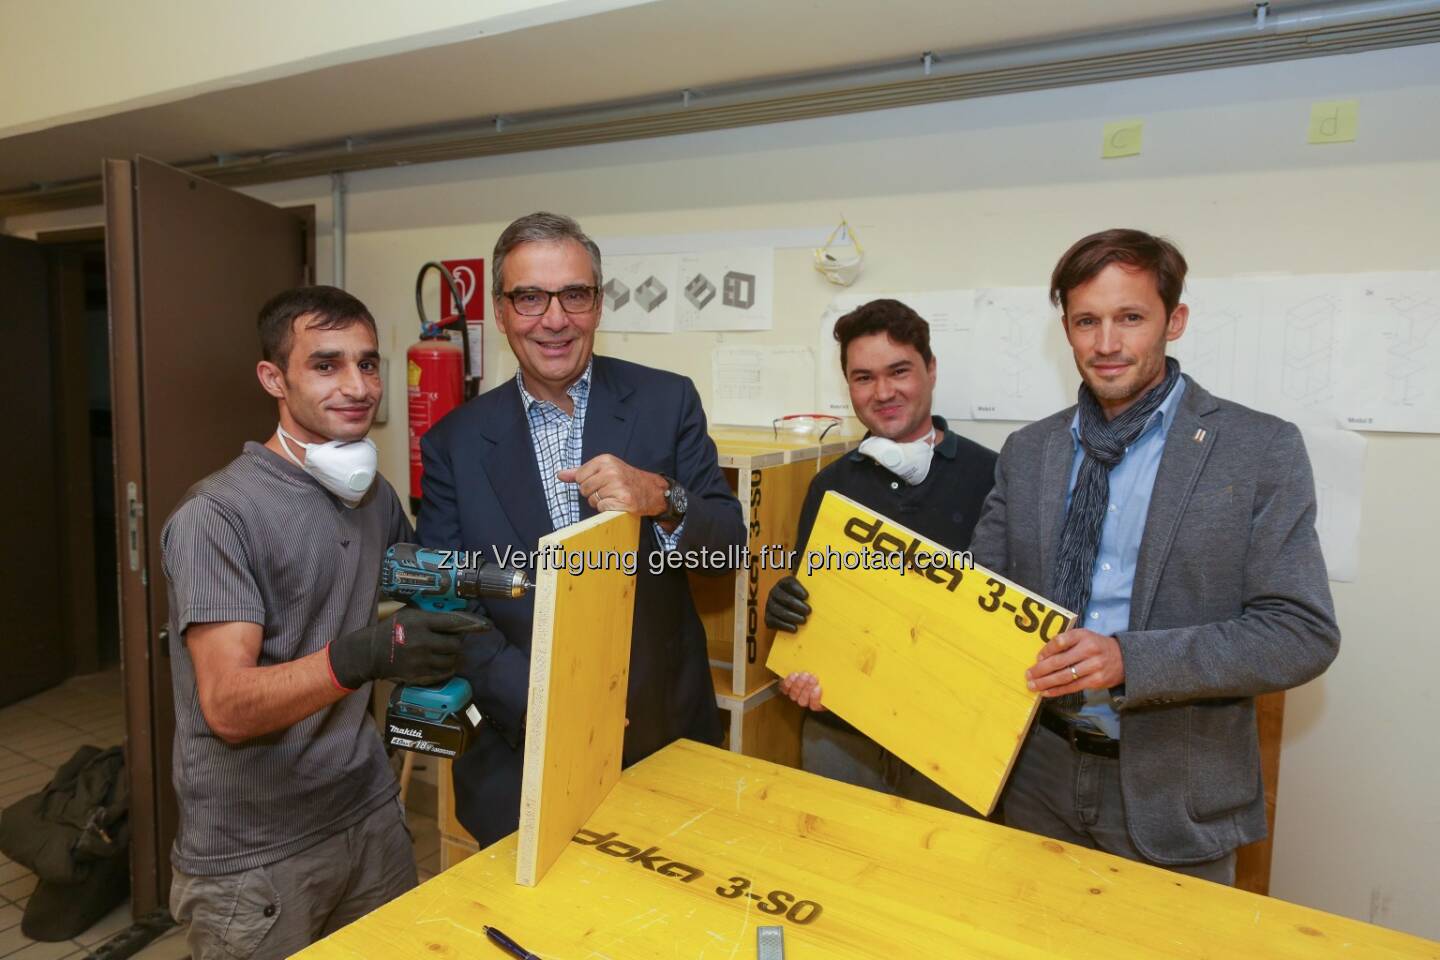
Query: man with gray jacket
970 228 1339 883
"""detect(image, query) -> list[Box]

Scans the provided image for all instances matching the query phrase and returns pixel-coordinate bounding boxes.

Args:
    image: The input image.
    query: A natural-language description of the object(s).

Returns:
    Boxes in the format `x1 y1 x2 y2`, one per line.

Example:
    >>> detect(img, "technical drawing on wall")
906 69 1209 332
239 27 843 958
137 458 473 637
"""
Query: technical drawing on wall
675 247 774 331
1168 277 1263 410
635 276 668 313
596 253 679 333
713 346 814 425
1254 278 1345 430
684 273 716 310
968 287 1074 421
1340 272 1440 433
1282 293 1340 410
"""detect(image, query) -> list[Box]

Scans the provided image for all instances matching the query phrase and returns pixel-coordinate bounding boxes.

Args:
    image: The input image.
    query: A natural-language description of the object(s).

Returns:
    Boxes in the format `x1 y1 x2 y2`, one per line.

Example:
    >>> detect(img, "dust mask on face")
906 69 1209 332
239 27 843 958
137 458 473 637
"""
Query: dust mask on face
858 427 937 485
276 425 377 506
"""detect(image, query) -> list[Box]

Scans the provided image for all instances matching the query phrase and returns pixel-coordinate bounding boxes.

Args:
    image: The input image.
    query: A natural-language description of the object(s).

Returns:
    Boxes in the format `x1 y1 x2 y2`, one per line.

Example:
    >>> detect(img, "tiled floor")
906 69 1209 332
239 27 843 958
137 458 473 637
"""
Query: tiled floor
1 670 126 960
0 671 443 960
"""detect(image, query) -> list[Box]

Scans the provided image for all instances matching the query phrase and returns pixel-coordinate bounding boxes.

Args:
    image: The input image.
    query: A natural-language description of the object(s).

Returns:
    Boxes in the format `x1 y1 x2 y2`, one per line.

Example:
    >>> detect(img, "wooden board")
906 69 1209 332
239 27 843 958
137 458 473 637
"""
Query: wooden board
516 510 641 886
1236 690 1286 894
298 740 1439 960
767 490 1074 816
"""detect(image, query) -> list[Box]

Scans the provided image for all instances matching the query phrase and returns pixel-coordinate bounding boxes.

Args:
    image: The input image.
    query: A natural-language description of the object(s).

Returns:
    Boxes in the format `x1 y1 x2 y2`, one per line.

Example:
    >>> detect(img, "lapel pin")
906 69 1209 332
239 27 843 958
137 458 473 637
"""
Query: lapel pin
1193 428 1207 443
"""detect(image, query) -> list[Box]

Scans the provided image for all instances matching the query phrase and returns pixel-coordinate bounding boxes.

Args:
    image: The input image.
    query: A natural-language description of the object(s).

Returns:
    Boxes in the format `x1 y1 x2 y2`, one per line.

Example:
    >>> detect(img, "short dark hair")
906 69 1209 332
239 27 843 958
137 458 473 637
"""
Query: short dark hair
1049 228 1188 317
832 299 933 373
491 211 603 298
258 285 377 368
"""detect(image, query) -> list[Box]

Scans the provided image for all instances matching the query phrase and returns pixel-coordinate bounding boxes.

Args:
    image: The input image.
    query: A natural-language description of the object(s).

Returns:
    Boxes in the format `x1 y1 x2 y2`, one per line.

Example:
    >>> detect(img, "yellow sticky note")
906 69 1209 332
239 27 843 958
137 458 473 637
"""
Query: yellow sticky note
1308 100 1358 143
1101 120 1143 158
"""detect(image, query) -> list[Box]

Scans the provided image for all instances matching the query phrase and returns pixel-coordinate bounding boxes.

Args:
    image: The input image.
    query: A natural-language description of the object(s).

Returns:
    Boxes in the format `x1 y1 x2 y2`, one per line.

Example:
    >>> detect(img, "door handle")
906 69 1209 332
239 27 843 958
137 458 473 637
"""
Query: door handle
126 481 144 573
158 625 170 659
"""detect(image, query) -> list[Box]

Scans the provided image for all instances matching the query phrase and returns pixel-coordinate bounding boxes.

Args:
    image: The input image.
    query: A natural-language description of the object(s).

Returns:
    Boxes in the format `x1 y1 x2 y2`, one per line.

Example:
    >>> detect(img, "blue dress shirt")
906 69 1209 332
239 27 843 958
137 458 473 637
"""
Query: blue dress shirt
1064 377 1186 738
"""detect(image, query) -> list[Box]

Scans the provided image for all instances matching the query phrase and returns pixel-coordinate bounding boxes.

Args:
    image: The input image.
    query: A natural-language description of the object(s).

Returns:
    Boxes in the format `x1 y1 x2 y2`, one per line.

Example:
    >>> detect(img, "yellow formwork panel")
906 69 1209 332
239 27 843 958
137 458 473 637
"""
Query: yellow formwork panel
516 510 640 886
768 490 1075 816
300 740 1439 960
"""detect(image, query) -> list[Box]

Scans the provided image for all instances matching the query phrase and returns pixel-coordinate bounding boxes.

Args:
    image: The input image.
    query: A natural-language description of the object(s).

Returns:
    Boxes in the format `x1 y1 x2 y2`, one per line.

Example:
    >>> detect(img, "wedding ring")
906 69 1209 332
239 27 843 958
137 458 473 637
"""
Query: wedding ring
1070 665 1079 681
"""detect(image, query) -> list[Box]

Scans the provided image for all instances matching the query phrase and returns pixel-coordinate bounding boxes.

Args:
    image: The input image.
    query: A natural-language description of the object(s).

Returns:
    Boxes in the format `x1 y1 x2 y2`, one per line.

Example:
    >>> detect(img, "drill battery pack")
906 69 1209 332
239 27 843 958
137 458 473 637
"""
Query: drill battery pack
385 678 481 758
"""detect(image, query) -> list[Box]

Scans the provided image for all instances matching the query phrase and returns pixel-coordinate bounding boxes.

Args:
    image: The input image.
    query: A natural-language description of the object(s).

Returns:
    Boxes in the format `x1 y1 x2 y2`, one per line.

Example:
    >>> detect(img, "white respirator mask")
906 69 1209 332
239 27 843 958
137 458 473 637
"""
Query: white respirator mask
813 219 865 287
276 425 378 507
858 427 937 486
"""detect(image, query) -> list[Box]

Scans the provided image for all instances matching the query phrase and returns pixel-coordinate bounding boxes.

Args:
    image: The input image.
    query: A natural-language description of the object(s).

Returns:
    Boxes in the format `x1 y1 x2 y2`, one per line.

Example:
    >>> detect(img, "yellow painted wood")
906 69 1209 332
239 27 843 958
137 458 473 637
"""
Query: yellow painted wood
739 456 825 695
693 431 860 773
298 741 1438 960
767 490 1074 816
516 510 641 886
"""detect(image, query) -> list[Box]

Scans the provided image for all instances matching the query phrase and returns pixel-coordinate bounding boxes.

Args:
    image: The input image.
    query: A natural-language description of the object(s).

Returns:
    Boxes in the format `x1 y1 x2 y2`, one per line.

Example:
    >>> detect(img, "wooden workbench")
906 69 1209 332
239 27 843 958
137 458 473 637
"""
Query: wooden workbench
301 740 1437 959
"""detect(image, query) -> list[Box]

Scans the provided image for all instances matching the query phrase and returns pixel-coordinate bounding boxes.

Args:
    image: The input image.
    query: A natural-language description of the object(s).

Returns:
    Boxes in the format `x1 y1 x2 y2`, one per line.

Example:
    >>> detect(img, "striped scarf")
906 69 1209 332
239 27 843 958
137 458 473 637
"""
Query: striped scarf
1050 357 1180 711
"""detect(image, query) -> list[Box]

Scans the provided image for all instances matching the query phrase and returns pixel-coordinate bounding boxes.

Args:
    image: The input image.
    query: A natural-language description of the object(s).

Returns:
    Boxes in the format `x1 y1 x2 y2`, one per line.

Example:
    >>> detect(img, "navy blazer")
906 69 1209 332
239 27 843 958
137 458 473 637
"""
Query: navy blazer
417 356 742 847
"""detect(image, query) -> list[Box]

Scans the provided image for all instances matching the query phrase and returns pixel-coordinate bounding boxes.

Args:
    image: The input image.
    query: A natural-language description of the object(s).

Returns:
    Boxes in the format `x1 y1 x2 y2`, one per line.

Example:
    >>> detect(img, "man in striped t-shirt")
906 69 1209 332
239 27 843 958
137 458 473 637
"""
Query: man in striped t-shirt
161 287 484 959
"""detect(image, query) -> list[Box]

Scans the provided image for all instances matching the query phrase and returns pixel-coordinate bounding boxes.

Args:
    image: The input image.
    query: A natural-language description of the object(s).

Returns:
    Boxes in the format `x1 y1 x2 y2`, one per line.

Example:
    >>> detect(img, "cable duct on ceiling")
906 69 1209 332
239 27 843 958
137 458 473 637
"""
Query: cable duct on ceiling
3 0 1439 216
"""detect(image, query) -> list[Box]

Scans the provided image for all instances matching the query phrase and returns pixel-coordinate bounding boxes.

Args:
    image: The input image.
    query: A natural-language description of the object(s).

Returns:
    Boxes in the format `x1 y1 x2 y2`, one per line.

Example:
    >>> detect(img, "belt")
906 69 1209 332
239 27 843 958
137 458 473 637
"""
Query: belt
1038 708 1120 759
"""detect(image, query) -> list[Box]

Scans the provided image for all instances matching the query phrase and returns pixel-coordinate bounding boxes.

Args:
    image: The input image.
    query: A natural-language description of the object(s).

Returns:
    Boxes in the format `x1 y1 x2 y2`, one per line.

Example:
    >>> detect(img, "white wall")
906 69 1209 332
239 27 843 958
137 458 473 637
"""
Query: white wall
0 0 651 136
6 41 1438 942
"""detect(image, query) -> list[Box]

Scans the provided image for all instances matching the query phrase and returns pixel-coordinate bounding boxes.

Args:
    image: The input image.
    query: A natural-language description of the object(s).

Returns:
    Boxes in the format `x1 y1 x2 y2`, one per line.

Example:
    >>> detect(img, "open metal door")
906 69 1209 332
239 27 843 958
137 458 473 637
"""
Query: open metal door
105 156 311 913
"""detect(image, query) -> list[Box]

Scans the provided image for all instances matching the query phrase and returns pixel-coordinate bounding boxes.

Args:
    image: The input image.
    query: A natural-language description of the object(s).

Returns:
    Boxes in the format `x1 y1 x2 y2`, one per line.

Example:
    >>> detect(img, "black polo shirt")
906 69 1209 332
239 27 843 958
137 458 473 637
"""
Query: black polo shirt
792 415 998 731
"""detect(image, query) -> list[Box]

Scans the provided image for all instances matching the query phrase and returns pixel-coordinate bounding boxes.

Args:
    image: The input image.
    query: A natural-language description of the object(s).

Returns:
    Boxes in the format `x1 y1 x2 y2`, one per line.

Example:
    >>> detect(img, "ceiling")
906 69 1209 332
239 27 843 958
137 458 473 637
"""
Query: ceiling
0 0 1249 195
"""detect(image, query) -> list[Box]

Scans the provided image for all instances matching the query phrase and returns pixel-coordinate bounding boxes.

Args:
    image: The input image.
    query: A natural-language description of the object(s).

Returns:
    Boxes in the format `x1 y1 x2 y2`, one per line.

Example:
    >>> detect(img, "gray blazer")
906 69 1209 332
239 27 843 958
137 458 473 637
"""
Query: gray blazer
970 375 1340 864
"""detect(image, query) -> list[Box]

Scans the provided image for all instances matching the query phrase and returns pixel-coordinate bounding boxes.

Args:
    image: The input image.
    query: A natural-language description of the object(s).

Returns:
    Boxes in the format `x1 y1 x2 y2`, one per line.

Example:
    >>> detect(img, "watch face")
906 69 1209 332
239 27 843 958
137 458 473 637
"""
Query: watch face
669 481 688 516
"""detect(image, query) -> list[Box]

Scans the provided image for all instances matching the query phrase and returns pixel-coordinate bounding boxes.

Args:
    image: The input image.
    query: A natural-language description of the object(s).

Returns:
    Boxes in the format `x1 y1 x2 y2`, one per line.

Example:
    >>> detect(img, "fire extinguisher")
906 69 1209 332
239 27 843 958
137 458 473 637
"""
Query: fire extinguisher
407 262 479 514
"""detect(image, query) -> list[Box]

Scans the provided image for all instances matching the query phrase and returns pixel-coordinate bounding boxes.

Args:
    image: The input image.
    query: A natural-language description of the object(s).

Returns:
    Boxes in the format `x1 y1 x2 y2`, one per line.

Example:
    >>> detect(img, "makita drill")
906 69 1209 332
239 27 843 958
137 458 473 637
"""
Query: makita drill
381 543 531 754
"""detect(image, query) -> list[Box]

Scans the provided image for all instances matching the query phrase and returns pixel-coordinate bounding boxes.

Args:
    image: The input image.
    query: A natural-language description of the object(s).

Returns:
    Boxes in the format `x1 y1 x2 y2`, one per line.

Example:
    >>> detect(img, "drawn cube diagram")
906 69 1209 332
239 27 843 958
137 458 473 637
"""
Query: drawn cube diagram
722 270 756 309
1384 296 1439 406
1281 295 1337 403
635 275 668 313
602 278 630 311
685 273 716 310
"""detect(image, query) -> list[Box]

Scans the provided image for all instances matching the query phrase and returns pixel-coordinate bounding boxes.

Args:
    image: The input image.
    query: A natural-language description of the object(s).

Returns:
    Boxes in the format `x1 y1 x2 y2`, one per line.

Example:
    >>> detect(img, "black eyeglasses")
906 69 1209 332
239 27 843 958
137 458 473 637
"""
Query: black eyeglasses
500 285 600 317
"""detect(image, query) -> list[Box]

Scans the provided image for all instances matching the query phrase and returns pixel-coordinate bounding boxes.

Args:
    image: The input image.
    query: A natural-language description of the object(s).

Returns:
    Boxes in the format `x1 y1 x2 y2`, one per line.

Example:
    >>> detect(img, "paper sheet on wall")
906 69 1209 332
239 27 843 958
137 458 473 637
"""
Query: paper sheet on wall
1253 277 1346 430
969 287 1075 421
1170 277 1265 410
675 248 773 331
907 291 976 423
1338 271 1440 433
817 294 869 415
598 254 678 333
1299 427 1366 582
712 346 814 426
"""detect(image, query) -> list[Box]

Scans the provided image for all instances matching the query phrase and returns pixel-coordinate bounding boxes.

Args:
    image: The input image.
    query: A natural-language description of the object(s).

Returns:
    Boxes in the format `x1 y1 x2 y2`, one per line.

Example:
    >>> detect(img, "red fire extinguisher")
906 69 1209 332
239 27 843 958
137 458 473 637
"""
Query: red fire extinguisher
407 262 479 514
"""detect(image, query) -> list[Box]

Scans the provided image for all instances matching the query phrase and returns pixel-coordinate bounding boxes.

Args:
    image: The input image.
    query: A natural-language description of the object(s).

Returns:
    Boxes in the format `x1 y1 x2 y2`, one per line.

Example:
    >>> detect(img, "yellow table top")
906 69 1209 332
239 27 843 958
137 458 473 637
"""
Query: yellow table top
300 741 1437 959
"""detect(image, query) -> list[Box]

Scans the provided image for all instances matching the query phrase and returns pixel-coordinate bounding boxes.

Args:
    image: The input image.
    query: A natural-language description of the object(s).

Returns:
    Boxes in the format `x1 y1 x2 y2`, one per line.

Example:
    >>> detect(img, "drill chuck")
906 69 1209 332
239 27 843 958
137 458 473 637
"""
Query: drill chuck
457 563 531 600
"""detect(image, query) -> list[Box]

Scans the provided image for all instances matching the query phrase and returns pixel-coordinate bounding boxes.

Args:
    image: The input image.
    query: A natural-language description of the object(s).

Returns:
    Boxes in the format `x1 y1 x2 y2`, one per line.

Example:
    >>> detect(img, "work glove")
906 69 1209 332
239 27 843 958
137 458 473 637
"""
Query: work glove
764 575 811 633
328 607 491 690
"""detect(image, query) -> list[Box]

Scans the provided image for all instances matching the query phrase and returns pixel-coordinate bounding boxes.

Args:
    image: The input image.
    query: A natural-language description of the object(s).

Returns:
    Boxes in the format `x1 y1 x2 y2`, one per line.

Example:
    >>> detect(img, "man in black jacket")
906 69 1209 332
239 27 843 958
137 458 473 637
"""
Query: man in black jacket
765 299 996 814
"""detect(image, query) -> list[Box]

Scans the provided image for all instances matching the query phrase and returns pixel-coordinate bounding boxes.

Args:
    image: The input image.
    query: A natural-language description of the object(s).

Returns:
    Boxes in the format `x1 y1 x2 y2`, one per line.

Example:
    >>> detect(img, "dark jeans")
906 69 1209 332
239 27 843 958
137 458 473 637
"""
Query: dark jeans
171 796 417 959
1002 724 1236 885
802 715 980 817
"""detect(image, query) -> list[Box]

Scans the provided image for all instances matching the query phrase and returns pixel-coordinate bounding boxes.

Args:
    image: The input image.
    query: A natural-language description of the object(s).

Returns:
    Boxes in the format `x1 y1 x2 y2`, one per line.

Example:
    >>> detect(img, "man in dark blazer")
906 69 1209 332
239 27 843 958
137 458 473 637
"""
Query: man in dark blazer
970 229 1339 883
417 212 744 847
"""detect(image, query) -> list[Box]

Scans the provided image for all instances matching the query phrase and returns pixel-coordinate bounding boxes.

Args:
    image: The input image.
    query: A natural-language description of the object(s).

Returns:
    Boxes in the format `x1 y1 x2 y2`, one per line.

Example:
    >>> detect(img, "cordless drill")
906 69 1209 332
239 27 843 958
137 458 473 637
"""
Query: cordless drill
381 543 531 756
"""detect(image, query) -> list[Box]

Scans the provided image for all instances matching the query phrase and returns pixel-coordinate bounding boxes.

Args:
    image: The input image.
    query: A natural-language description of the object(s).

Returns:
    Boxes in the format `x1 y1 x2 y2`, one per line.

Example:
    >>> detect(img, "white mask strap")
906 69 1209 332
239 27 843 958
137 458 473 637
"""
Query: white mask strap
275 425 308 469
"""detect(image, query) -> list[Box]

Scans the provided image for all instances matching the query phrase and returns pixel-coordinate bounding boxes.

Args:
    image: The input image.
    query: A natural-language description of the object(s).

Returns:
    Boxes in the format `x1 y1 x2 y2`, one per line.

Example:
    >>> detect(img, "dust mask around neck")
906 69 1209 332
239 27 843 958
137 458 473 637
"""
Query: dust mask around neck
857 426 937 485
276 425 377 506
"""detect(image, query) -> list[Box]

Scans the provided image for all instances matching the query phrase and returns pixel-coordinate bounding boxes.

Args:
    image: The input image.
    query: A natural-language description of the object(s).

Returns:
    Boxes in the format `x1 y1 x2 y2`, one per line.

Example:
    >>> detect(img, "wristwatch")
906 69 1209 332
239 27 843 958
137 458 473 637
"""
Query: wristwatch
656 474 689 523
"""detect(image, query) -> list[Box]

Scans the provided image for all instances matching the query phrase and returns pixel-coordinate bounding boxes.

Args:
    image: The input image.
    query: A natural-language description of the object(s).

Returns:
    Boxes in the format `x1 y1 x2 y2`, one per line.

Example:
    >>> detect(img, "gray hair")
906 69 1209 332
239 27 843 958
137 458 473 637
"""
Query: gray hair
491 211 603 299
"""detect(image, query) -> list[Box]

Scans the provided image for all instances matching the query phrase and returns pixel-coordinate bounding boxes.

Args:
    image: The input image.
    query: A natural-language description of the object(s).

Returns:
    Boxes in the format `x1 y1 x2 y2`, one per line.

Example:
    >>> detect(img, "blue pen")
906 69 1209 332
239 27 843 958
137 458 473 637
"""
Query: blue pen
484 925 542 960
